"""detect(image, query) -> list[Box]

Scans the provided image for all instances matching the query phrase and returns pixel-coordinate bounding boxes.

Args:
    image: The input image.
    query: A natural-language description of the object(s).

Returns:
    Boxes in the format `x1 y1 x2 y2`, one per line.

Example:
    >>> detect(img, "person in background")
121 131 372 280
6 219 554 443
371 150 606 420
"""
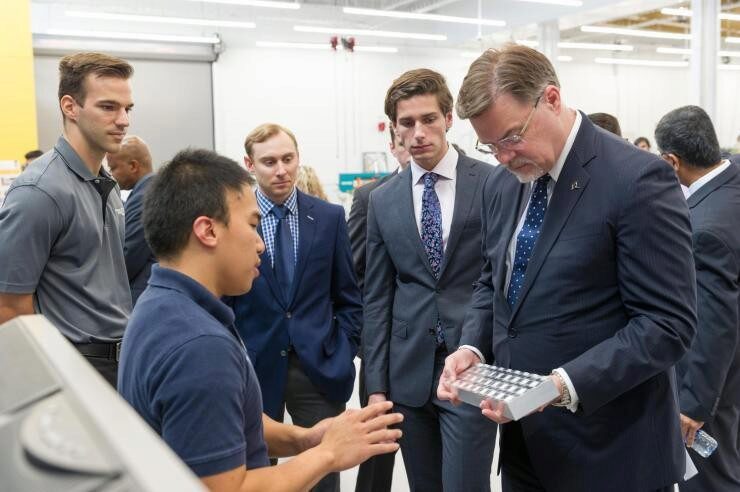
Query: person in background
348 125 410 492
118 148 403 492
655 105 740 492
107 135 155 306
635 136 652 152
295 165 328 201
0 52 134 387
22 149 43 171
439 44 696 492
232 123 362 492
587 112 622 137
363 68 497 492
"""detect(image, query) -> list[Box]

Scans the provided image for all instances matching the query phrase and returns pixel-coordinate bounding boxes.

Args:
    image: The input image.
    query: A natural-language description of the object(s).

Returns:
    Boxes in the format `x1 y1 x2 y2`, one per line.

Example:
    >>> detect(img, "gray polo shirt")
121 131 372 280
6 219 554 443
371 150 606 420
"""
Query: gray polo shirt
0 136 131 343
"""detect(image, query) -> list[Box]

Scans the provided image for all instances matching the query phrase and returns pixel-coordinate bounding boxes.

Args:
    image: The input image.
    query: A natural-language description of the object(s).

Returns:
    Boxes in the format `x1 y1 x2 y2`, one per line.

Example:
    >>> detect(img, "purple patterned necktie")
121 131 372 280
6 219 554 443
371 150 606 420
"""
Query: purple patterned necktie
421 172 445 345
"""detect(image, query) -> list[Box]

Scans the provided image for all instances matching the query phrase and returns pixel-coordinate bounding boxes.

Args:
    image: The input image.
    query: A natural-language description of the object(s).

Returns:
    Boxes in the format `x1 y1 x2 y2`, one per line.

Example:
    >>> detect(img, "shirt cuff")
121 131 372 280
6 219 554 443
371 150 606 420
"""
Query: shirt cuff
553 367 579 413
458 345 485 364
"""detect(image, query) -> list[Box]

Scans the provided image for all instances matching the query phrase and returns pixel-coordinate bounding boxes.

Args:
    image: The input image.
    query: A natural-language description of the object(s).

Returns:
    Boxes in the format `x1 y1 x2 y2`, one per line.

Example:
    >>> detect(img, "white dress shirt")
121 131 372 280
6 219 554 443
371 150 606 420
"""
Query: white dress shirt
461 111 582 412
685 159 731 198
409 144 458 251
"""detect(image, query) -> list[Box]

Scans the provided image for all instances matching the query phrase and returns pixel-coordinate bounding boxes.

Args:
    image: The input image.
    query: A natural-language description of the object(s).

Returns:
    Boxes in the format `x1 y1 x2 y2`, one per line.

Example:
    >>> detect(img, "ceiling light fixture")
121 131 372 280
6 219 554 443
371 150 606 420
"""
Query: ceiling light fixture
581 25 691 40
65 11 255 28
559 41 634 51
35 29 220 44
727 37 740 44
294 25 446 41
661 7 740 21
558 55 573 61
719 64 740 70
514 40 633 51
594 57 688 67
657 46 740 57
342 7 505 26
515 0 583 6
187 0 299 9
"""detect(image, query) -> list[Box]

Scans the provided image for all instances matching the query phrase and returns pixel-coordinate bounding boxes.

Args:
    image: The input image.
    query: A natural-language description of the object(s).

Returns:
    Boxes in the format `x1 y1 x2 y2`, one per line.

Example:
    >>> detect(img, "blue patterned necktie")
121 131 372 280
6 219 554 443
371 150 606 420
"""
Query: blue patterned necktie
507 174 551 307
272 205 295 297
421 172 445 345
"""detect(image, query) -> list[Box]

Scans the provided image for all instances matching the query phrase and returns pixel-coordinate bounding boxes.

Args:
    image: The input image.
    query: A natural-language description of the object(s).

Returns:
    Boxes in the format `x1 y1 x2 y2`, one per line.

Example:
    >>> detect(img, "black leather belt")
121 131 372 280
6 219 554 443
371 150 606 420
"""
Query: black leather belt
74 341 122 362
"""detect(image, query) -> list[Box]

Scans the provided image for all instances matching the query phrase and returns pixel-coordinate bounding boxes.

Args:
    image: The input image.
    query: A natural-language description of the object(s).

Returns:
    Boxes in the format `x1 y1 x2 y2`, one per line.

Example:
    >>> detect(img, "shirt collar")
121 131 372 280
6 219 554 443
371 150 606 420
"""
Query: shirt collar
55 136 113 181
410 143 458 185
255 186 298 217
687 159 732 198
548 110 582 183
146 265 235 327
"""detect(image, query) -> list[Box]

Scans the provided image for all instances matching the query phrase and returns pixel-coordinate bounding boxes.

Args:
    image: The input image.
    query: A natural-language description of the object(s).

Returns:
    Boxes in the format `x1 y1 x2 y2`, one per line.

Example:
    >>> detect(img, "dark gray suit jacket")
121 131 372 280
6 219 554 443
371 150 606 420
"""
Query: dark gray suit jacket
347 171 398 292
124 173 155 305
460 114 697 491
677 162 740 490
363 153 494 407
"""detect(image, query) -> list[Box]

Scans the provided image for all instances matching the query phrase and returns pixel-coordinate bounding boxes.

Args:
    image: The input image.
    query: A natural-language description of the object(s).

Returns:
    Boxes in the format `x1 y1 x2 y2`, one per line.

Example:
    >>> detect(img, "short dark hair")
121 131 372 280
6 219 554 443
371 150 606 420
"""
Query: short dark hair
588 112 622 137
144 148 255 261
633 136 651 148
384 68 453 124
58 52 133 120
655 105 721 169
24 150 43 160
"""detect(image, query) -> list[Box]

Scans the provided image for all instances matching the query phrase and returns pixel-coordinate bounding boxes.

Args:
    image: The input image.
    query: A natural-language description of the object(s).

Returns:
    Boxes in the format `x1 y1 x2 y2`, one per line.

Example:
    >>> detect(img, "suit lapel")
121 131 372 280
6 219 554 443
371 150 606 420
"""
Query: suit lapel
438 156 478 278
287 192 315 307
509 123 594 323
495 178 527 317
687 163 739 209
257 222 287 308
395 168 436 278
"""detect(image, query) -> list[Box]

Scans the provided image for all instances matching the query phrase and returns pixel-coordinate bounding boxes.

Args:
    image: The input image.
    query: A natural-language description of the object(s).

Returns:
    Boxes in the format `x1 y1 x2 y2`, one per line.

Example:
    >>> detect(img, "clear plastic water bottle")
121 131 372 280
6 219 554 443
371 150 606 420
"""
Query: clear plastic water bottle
691 430 718 458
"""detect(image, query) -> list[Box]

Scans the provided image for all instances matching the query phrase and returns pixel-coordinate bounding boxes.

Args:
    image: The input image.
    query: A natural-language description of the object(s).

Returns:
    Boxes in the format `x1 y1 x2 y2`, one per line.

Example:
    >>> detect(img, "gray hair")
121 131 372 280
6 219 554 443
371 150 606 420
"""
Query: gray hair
655 105 721 168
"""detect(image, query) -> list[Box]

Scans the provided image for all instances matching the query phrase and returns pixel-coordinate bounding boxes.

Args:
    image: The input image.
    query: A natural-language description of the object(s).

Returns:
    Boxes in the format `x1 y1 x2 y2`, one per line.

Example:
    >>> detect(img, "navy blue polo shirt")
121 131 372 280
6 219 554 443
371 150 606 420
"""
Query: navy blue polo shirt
118 265 269 476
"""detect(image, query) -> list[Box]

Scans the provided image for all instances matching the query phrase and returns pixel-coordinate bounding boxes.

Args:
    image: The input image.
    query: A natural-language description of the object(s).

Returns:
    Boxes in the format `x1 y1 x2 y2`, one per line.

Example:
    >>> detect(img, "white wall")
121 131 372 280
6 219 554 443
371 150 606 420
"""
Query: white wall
213 47 740 199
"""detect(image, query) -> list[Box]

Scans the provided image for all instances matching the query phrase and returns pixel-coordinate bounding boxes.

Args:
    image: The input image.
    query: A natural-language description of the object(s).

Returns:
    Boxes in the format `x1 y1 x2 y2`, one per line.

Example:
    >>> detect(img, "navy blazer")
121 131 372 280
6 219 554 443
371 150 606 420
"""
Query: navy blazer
232 190 362 419
460 115 697 491
124 173 156 305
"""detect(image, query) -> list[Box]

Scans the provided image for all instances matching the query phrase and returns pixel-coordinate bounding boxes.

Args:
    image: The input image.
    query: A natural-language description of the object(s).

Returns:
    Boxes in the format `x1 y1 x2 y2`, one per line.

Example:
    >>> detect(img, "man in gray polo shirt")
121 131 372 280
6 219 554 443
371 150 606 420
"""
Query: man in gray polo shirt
0 52 134 387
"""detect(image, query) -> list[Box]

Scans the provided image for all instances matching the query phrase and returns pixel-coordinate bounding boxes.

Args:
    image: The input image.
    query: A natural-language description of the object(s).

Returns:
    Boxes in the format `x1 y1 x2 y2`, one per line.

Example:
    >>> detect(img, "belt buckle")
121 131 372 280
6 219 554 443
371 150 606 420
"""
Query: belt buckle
115 341 122 362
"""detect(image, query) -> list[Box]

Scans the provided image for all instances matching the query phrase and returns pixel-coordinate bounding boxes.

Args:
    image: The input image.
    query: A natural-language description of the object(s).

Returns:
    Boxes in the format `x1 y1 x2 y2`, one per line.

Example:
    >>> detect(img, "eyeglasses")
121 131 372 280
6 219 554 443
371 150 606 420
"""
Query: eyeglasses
475 95 542 156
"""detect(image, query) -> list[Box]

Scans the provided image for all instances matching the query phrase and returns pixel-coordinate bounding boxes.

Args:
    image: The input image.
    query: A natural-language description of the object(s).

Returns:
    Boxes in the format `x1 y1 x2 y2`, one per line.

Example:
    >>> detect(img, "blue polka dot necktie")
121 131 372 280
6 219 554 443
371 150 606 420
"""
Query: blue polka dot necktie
421 172 445 345
507 174 551 307
272 204 295 298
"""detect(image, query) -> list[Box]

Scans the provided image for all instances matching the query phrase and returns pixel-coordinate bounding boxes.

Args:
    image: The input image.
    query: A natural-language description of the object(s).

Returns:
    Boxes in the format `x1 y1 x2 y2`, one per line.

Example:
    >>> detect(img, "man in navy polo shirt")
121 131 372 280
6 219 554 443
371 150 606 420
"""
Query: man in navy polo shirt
118 148 402 491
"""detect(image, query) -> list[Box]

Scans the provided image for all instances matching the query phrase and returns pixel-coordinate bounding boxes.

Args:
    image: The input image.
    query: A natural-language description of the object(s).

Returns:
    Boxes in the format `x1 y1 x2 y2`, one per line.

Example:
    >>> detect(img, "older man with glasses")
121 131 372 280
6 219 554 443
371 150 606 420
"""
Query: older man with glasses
437 44 696 492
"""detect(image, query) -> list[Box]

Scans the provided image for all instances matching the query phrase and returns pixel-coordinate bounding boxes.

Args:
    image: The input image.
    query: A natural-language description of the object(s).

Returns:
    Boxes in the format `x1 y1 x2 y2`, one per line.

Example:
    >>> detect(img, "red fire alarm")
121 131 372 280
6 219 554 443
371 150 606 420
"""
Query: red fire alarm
377 121 386 132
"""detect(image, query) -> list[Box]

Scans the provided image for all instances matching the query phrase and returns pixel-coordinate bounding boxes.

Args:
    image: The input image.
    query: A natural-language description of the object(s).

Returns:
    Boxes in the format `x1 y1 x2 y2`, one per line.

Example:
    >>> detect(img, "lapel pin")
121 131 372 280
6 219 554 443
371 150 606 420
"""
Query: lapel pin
307 215 315 221
570 181 580 191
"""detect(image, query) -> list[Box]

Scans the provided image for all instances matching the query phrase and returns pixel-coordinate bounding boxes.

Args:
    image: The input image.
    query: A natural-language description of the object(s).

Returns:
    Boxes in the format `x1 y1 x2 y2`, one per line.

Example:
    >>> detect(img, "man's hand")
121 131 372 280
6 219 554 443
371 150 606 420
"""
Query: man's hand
437 348 480 404
299 417 334 451
367 392 387 406
317 401 403 472
680 413 704 447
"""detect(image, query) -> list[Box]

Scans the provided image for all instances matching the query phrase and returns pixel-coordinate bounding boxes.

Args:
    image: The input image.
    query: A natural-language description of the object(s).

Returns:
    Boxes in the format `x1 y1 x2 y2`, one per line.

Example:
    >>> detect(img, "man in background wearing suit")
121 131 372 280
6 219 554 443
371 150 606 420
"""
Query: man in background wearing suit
348 127 410 492
349 127 411 292
656 105 740 492
363 68 497 492
107 135 155 306
232 123 362 492
438 45 697 492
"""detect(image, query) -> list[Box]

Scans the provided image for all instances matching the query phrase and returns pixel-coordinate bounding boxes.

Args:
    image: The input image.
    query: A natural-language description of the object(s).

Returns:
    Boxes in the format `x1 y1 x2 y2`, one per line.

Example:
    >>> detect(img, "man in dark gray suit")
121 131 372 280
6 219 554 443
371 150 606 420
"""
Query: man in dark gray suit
656 106 740 492
107 135 155 306
348 127 410 492
438 45 696 492
363 68 497 492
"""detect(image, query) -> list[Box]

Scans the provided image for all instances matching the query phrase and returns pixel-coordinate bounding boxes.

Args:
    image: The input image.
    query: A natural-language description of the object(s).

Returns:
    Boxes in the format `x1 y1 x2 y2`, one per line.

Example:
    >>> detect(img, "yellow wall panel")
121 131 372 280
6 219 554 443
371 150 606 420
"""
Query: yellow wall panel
0 0 38 165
